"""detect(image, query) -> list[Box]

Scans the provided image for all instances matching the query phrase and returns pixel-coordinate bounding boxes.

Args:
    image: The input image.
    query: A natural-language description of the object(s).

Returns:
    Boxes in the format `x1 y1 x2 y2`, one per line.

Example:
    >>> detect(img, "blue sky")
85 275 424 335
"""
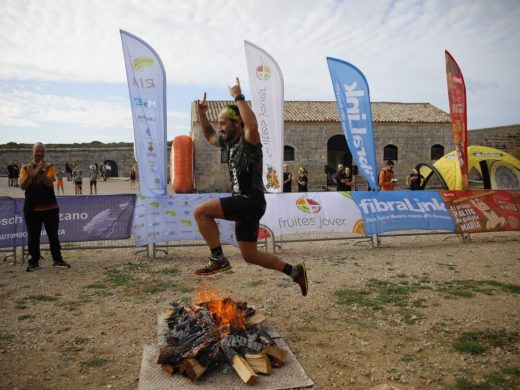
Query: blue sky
1 0 519 144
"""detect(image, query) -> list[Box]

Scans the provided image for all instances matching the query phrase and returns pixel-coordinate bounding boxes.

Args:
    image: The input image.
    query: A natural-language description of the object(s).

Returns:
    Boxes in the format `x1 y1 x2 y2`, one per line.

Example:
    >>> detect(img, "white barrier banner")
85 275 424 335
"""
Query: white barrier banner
245 41 284 193
132 194 236 246
262 192 363 235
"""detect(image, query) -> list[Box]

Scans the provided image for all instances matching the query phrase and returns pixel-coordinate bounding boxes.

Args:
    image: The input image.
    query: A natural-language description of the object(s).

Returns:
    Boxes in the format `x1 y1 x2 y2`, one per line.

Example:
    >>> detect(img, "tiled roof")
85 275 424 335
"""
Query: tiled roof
191 101 450 124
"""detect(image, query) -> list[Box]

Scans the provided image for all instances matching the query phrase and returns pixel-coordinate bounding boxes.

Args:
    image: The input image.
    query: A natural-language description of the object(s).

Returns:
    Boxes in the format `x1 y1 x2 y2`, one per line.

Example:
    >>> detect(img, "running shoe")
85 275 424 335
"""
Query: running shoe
194 257 231 276
52 260 71 268
293 263 308 296
25 262 40 272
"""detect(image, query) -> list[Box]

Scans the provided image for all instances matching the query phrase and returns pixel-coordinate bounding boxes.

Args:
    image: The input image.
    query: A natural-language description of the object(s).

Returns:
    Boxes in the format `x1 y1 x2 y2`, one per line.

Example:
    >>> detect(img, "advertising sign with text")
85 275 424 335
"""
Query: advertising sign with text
121 30 167 197
440 190 520 233
352 191 455 236
245 41 284 193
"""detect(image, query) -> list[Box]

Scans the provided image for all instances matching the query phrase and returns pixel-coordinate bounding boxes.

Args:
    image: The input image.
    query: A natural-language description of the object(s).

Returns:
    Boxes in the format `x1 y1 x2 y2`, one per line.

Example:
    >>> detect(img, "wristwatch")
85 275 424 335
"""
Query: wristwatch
234 93 245 102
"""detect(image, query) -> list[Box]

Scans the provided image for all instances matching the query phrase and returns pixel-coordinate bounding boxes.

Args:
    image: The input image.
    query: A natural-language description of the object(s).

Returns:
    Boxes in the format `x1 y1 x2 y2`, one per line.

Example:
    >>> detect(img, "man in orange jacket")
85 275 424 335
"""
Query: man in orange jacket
378 160 397 191
19 143 70 272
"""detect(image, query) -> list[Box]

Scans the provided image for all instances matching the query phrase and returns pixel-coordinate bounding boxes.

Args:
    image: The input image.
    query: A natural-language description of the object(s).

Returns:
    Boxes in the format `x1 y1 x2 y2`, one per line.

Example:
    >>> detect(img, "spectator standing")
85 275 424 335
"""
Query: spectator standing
55 168 65 194
104 162 111 180
7 161 14 186
379 160 397 191
12 161 20 187
64 161 72 181
333 164 352 191
73 165 83 194
89 162 98 195
297 166 308 192
130 165 137 188
406 168 424 190
18 142 70 272
100 163 106 181
283 164 292 193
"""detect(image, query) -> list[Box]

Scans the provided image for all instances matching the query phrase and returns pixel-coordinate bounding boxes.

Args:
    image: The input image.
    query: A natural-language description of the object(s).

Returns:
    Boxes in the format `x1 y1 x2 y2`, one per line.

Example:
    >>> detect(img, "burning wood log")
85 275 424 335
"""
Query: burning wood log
160 364 175 374
221 333 264 354
262 345 288 365
232 355 258 385
178 358 207 382
245 312 266 325
157 329 218 365
162 307 174 320
245 352 272 374
222 345 258 385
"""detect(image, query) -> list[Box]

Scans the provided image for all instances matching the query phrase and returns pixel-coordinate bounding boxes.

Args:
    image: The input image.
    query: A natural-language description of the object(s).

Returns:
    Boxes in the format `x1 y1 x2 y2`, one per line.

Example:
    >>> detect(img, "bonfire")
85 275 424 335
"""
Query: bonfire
157 289 288 385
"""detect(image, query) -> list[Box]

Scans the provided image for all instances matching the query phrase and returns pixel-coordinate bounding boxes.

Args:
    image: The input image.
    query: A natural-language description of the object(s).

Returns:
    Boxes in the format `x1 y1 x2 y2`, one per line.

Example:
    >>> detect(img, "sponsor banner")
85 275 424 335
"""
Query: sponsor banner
445 50 469 189
244 41 284 193
132 194 236 246
351 191 455 236
327 57 379 190
0 195 135 249
121 30 167 197
440 190 520 233
261 192 363 235
0 197 19 248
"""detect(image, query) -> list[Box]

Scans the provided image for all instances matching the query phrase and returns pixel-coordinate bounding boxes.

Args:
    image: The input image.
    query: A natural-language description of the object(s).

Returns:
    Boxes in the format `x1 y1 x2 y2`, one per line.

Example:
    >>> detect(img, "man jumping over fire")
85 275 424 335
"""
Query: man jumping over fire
193 78 308 296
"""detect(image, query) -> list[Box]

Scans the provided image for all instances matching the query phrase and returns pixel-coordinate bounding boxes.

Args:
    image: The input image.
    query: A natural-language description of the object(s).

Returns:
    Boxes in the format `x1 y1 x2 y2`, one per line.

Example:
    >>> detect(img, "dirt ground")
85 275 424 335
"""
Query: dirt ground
1 179 519 389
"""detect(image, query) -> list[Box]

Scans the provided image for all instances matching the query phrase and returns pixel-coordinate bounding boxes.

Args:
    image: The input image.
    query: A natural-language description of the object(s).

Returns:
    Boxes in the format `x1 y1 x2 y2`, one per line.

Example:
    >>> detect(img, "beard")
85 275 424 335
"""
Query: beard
223 126 238 142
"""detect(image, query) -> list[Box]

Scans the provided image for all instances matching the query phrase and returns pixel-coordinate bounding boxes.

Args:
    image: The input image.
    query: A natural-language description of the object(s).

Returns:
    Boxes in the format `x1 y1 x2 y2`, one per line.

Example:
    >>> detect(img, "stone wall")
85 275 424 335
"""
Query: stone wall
468 124 520 159
191 130 230 192
0 147 139 178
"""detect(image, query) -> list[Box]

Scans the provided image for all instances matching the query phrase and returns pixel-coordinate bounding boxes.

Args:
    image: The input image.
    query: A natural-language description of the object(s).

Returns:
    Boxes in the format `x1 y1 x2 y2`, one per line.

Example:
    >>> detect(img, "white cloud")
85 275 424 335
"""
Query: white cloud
1 0 519 142
0 89 132 129
0 87 191 142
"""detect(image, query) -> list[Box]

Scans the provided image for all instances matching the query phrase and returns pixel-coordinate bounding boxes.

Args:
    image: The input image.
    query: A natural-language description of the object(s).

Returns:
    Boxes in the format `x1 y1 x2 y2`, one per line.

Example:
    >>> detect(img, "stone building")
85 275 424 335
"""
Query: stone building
190 100 456 192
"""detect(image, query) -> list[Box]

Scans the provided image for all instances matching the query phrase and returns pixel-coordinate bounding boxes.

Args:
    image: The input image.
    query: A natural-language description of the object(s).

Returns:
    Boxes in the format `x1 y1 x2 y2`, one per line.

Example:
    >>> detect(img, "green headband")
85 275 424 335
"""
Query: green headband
219 107 240 121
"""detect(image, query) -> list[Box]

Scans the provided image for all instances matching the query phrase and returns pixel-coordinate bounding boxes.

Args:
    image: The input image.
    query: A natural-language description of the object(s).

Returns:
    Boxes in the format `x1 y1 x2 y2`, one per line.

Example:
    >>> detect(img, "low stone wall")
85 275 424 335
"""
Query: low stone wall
1 147 138 177
468 124 520 159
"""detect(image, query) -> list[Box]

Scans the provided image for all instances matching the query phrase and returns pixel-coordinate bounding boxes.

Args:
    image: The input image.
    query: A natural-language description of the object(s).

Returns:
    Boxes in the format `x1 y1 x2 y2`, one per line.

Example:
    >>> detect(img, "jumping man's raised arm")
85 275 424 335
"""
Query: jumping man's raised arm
197 92 220 147
229 78 260 145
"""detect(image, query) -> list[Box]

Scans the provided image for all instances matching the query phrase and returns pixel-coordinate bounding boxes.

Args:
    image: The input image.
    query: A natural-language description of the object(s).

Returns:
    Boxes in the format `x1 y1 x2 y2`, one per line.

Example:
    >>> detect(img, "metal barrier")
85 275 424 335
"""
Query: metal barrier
3 229 519 266
152 240 207 258
15 238 148 264
150 228 493 258
1 247 16 264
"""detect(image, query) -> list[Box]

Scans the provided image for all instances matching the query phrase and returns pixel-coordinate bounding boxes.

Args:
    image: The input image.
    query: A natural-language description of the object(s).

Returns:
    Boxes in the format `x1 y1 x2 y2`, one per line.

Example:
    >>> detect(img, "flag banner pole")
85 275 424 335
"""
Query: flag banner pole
327 57 379 190
245 41 284 193
445 50 469 190
120 30 167 197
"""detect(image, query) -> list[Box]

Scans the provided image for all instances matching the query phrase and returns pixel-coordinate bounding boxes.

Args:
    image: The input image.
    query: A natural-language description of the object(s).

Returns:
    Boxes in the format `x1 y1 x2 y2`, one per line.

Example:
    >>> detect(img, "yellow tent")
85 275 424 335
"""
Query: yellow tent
418 146 520 190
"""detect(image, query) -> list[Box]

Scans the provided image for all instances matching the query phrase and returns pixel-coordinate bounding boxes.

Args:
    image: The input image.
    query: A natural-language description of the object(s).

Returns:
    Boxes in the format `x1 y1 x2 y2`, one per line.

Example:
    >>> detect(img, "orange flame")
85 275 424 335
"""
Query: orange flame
193 285 246 335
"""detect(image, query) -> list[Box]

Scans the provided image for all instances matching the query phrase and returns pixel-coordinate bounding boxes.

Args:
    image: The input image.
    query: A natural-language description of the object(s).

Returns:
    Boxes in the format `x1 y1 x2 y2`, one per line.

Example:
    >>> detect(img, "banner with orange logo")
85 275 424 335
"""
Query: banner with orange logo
445 50 469 189
440 190 520 233
244 41 284 193
261 192 363 235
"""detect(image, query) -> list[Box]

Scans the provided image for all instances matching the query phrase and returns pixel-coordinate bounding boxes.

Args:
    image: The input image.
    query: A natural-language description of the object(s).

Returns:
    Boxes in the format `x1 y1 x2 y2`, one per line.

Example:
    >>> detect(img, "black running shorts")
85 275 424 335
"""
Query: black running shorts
219 192 266 242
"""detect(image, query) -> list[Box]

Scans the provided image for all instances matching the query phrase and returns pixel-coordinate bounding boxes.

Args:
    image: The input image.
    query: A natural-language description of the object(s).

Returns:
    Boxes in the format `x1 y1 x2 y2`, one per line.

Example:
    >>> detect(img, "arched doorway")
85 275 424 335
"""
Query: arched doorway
326 134 352 185
103 160 118 178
